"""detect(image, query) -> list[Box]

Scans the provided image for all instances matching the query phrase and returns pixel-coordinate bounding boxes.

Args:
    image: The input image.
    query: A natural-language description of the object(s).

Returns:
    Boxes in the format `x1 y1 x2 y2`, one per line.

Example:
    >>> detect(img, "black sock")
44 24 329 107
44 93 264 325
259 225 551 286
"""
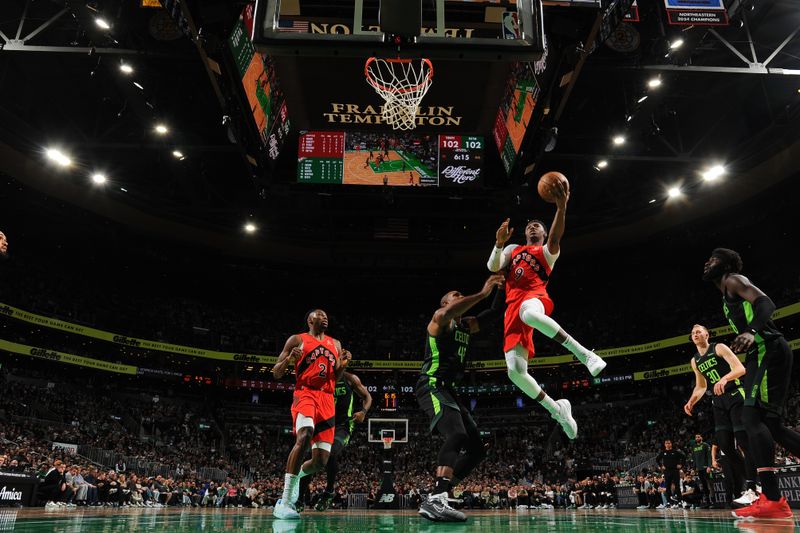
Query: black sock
433 477 451 495
758 469 780 501
746 480 758 491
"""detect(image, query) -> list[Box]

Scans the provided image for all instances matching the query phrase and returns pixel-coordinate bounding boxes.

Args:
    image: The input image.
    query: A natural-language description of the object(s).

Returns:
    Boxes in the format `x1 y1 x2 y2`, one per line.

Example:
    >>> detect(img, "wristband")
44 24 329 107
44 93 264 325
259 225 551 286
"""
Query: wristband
747 328 758 336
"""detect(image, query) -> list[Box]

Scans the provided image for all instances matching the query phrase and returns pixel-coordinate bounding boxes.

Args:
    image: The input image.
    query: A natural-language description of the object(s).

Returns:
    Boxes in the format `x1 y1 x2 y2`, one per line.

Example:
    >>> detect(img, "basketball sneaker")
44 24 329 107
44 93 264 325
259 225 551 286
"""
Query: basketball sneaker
585 353 607 377
273 499 301 520
419 493 467 522
552 399 577 439
732 494 792 520
733 489 760 507
314 492 334 511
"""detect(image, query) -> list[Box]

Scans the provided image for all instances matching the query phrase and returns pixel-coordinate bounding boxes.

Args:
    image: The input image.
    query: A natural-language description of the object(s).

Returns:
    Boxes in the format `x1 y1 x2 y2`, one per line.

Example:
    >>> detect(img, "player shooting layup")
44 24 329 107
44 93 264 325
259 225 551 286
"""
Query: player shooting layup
487 180 606 439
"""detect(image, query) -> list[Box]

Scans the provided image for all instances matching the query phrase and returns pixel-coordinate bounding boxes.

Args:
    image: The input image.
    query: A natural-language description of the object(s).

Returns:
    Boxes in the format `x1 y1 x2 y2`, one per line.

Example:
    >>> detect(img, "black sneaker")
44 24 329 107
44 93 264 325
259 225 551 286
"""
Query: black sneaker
314 492 334 512
419 493 467 522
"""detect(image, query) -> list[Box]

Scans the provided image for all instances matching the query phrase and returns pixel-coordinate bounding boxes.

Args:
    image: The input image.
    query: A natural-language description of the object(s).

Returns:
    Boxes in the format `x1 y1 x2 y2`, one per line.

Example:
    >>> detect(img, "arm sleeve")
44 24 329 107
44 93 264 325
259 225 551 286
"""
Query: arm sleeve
476 287 505 326
747 296 776 332
487 244 517 272
542 246 560 268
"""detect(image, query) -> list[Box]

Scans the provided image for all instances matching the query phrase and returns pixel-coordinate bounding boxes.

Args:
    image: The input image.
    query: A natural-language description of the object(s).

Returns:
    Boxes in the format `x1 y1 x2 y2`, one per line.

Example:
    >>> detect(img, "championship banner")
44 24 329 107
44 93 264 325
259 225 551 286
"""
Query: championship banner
0 303 275 365
664 0 728 26
0 339 138 375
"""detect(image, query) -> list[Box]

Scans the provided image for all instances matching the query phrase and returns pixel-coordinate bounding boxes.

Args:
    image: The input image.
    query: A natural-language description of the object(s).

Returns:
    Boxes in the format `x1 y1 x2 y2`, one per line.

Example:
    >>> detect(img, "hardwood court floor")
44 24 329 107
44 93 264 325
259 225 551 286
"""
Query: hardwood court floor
0 507 797 532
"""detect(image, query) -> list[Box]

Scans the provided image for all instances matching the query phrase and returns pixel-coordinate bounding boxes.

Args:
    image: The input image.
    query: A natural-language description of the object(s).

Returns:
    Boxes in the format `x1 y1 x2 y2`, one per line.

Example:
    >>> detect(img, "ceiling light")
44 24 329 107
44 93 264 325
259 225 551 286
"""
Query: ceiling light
120 187 128 192
637 95 648 104
647 78 662 89
95 18 111 30
612 135 625 146
668 186 681 198
120 63 133 74
649 199 657 204
91 173 107 185
155 124 168 135
702 164 725 181
244 223 257 234
133 82 144 90
46 148 72 167
669 38 684 50
597 160 608 169
172 150 184 159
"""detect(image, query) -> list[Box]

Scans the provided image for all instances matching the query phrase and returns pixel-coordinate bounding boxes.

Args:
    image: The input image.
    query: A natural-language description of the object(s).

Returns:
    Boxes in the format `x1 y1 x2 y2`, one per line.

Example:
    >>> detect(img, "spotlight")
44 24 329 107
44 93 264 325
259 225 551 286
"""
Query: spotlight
244 223 257 234
155 124 168 135
647 77 662 89
702 164 725 181
649 199 657 204
668 186 681 198
133 82 144 90
626 115 633 122
119 63 133 74
612 135 626 146
637 95 648 104
91 173 107 185
669 38 684 50
46 148 72 167
597 160 608 169
95 18 111 30
172 150 184 159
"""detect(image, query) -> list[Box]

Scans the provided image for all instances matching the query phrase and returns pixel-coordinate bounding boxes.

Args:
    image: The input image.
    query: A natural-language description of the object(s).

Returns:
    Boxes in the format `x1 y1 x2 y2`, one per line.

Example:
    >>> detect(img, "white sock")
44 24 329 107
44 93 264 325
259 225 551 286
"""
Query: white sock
561 334 594 364
282 473 297 502
505 349 559 415
297 466 309 480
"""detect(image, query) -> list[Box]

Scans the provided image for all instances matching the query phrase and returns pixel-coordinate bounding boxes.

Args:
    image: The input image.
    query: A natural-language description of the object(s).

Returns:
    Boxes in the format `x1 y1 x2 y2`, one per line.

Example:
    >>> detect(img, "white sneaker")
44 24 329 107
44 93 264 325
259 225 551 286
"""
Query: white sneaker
636 505 648 510
552 399 578 439
656 504 665 509
273 499 300 520
733 489 759 506
45 501 58 509
584 353 607 377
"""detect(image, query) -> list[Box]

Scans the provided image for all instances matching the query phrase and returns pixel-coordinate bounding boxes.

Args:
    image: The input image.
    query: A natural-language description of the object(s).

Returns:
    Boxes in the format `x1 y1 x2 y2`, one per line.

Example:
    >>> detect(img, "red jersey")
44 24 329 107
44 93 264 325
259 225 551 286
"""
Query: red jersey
504 245 553 303
294 332 339 393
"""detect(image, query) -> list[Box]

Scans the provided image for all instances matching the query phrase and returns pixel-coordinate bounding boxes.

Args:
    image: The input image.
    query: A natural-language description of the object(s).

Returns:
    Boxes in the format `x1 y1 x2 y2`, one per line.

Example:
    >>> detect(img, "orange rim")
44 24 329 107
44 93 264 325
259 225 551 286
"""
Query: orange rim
365 57 434 94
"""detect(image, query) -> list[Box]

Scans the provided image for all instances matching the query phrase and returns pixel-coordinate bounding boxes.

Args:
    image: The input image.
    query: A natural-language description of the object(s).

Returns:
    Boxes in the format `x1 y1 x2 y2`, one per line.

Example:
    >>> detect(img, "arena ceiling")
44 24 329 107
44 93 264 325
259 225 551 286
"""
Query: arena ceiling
1 0 798 264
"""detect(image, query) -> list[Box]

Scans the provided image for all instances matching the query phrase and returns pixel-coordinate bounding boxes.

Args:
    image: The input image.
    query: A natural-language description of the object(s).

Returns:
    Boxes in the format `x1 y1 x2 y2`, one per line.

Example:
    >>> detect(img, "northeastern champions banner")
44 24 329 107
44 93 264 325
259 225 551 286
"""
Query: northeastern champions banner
664 0 729 26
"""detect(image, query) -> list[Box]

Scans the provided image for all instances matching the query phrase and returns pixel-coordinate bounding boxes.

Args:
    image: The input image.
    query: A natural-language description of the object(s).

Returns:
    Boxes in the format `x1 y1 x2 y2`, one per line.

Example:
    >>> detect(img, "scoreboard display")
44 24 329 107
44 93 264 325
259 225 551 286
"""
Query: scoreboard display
297 130 484 187
297 131 345 184
438 135 483 187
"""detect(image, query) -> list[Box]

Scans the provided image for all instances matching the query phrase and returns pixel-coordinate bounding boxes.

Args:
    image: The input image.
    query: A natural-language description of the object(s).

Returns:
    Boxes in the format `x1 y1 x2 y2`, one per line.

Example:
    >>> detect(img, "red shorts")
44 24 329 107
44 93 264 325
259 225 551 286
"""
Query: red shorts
503 293 554 359
291 388 335 446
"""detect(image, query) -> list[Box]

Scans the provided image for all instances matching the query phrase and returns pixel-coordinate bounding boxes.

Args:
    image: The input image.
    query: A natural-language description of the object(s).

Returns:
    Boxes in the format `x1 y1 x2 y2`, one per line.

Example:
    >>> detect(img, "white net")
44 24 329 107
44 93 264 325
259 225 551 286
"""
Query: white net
365 58 434 131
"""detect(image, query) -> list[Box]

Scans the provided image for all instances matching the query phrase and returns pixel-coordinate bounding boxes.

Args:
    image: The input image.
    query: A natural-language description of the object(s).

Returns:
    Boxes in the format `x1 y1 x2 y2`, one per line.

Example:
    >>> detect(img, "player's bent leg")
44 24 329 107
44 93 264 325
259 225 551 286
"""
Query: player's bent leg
505 345 577 439
518 298 606 376
452 411 486 485
419 407 468 522
274 422 314 520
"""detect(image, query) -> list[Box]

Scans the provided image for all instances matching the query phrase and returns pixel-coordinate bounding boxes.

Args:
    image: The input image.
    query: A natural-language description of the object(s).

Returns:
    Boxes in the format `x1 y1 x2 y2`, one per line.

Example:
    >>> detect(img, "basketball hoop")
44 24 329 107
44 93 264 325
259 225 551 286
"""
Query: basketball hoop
382 436 394 450
365 57 434 131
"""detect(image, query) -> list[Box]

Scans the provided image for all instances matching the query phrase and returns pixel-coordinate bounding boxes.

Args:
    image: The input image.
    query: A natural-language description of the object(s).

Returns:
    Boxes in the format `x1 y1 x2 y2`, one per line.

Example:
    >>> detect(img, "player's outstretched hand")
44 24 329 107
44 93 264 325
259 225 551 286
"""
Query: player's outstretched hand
340 350 352 368
683 402 694 417
482 274 505 296
552 178 570 208
353 411 366 423
495 218 514 247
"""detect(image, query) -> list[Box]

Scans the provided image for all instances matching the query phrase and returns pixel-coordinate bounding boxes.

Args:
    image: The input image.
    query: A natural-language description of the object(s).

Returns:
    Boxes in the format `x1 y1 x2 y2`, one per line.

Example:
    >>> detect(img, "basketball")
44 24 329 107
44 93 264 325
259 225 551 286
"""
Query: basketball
537 171 569 203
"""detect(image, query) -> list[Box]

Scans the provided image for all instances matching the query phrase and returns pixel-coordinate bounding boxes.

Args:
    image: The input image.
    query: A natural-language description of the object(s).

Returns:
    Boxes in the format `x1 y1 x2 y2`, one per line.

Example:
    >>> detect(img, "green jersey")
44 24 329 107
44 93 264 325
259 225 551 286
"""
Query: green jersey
334 374 355 431
420 320 471 386
694 342 740 392
722 295 783 357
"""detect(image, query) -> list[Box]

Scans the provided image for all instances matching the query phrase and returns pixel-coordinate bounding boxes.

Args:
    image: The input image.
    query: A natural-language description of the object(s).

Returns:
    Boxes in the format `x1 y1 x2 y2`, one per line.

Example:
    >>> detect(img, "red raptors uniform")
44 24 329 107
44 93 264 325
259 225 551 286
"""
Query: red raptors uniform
503 245 554 358
291 332 339 446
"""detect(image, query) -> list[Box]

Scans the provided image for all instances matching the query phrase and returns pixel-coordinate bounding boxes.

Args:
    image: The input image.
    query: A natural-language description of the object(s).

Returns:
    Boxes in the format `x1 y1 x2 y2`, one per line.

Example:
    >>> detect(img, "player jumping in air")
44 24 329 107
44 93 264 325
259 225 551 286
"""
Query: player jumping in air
416 274 505 522
271 310 351 520
704 248 800 519
684 324 757 507
297 370 372 512
487 181 606 439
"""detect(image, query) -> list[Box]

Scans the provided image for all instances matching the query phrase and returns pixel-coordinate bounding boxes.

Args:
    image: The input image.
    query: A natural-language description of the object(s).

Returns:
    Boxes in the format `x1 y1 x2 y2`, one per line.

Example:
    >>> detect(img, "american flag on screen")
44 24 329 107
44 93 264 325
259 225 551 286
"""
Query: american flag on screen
277 19 309 33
